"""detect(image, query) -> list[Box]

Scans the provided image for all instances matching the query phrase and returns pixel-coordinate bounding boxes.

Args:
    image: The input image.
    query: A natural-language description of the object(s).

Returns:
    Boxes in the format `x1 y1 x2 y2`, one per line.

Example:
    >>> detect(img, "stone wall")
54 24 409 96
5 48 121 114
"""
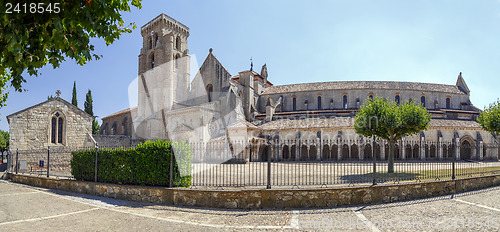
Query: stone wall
7 98 93 151
92 135 134 148
8 173 500 209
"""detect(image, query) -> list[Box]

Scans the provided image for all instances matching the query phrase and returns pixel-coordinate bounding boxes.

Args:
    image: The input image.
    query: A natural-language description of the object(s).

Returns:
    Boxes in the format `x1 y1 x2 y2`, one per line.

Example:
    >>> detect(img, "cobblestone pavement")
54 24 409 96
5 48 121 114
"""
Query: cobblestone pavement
1 179 499 231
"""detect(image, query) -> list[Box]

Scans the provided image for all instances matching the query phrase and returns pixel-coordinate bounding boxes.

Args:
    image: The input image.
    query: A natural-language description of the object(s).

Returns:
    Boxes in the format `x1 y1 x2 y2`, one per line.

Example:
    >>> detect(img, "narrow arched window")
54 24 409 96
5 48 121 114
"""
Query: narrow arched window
51 117 56 143
206 84 213 102
317 96 322 110
343 95 348 109
111 121 118 135
292 97 297 111
421 96 426 107
176 36 181 50
446 97 451 109
149 37 152 49
395 95 400 105
58 118 63 143
51 112 64 144
154 34 158 47
175 54 180 69
150 54 155 69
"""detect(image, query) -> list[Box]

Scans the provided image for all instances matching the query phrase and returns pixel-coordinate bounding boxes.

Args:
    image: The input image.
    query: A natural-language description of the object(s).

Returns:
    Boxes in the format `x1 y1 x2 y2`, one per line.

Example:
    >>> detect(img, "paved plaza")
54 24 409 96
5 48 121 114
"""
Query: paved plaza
1 177 500 231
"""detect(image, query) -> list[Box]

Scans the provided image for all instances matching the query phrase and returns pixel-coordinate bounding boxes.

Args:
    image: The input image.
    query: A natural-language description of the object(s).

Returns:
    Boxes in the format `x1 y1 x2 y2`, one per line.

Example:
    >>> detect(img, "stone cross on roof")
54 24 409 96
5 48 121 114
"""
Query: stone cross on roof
56 90 61 97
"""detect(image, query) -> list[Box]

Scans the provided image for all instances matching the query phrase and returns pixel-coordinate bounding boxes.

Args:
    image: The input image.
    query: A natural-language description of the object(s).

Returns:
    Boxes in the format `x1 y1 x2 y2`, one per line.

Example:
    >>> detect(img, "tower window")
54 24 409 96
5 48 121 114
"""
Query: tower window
395 95 400 105
421 96 426 107
149 37 152 49
150 54 155 69
317 96 322 110
343 94 348 109
51 112 64 144
446 97 451 109
292 97 297 111
206 84 213 102
175 54 180 69
176 36 181 50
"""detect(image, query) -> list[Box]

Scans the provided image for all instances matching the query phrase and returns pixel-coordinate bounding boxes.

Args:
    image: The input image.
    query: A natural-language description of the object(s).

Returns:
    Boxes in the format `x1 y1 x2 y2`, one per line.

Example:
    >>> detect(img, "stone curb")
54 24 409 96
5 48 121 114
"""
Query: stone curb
6 172 500 209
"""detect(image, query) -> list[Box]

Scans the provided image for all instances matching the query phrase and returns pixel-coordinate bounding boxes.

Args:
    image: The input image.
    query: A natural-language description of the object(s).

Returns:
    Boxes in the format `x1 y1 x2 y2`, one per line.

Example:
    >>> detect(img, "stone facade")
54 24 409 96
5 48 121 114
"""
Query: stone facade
7 97 94 151
100 13 498 161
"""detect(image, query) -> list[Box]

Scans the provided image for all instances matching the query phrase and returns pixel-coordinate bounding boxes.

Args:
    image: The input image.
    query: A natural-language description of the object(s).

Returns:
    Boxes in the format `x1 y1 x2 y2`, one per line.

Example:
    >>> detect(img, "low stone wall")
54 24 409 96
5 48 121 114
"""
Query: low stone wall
92 135 132 147
7 173 500 209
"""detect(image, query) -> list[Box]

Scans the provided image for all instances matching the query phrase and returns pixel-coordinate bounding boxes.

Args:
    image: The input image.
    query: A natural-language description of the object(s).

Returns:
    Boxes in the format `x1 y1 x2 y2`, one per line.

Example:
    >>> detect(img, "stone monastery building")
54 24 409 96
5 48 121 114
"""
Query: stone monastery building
95 13 497 162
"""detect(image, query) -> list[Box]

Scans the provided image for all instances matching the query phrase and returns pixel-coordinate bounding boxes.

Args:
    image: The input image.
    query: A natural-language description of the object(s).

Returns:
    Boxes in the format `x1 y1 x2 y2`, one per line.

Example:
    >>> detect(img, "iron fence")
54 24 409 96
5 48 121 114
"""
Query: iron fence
6 139 500 189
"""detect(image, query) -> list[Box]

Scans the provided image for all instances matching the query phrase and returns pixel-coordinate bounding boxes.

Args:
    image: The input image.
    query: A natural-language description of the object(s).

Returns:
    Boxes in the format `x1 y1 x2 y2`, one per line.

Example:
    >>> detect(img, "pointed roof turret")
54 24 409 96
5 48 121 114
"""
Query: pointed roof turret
456 72 470 95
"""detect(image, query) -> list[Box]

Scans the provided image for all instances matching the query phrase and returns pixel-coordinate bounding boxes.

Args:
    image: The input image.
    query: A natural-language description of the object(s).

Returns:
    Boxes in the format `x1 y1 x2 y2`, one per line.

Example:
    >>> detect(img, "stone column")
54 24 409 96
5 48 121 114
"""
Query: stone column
401 140 406 160
455 138 460 160
295 139 300 161
380 141 386 160
338 138 343 161
438 138 443 160
479 141 484 161
317 138 322 161
359 142 364 161
420 138 426 161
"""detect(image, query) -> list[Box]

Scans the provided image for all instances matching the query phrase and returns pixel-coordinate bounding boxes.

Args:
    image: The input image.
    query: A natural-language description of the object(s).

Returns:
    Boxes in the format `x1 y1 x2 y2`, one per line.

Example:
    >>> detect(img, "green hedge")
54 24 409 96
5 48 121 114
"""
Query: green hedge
70 140 192 187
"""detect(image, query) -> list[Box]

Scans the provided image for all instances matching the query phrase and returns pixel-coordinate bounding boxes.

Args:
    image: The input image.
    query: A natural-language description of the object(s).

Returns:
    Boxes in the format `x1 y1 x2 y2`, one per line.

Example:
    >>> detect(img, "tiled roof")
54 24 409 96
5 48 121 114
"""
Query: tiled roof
259 118 481 130
261 81 466 95
102 107 137 120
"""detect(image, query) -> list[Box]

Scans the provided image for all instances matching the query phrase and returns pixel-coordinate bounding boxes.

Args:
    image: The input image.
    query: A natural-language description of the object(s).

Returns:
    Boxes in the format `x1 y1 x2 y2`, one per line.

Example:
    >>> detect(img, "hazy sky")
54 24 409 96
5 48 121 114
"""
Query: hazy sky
1 0 500 131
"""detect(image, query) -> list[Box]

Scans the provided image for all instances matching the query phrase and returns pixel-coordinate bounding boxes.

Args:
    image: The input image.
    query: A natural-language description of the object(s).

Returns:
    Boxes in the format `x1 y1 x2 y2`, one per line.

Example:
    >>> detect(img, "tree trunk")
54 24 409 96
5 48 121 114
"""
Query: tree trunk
388 139 395 173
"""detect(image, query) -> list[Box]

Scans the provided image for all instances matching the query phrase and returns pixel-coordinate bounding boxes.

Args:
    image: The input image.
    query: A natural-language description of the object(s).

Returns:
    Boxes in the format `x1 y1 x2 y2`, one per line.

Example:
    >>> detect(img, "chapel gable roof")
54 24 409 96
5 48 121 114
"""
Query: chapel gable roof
6 97 94 123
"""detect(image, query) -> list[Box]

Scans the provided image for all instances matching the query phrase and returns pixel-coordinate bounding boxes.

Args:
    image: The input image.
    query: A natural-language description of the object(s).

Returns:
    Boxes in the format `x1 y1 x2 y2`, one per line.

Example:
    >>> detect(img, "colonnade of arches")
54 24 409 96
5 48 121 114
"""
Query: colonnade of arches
251 139 484 162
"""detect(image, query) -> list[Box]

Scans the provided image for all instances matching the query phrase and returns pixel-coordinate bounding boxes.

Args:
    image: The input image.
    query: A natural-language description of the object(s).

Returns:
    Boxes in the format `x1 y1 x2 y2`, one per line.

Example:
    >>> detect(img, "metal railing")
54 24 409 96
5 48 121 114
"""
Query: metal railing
7 139 500 189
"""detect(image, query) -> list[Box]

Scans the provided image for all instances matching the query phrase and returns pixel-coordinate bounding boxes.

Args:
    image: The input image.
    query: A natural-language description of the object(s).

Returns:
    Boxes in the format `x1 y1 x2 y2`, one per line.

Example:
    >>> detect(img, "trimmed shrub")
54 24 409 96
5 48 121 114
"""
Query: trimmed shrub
70 140 192 187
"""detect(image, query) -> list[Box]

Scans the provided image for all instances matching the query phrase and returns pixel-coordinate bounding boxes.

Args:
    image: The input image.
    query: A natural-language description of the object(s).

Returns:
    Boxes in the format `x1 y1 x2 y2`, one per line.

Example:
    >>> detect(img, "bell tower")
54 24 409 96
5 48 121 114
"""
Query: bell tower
138 13 190 75
135 14 190 139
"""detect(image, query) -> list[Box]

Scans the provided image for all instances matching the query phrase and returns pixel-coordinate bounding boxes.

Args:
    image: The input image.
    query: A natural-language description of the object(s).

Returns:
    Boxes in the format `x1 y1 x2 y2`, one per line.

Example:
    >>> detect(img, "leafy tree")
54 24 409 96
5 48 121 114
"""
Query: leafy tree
354 97 431 173
478 99 500 134
84 89 93 115
72 81 78 107
84 89 100 134
0 130 9 161
0 0 142 111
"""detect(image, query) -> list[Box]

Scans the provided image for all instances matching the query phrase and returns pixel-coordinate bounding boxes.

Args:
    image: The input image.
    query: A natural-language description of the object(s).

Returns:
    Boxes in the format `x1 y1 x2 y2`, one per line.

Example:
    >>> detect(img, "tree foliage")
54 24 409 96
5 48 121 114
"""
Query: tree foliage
0 0 142 110
354 96 431 172
72 81 77 106
478 99 500 134
84 89 92 115
0 130 9 153
84 89 100 134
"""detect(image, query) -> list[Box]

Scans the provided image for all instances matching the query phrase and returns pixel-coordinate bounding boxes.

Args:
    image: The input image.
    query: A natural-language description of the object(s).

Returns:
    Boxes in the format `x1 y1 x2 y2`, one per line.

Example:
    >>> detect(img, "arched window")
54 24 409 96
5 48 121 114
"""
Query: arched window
395 94 400 105
176 36 181 50
421 96 426 107
343 94 348 109
175 54 180 69
148 37 152 49
368 93 374 100
317 96 322 110
111 121 118 135
446 97 451 109
122 117 128 135
292 97 297 111
150 54 155 69
206 84 213 102
154 34 158 47
51 112 64 144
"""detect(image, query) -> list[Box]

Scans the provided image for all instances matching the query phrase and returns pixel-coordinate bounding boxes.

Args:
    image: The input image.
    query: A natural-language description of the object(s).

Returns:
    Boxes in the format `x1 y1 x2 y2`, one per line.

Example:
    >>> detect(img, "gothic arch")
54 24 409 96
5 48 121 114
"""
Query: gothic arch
49 111 65 145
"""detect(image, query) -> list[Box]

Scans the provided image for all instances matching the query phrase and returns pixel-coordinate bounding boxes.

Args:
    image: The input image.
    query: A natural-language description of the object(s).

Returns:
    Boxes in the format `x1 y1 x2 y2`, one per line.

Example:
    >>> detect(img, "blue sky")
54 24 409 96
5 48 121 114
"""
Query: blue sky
1 0 500 131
